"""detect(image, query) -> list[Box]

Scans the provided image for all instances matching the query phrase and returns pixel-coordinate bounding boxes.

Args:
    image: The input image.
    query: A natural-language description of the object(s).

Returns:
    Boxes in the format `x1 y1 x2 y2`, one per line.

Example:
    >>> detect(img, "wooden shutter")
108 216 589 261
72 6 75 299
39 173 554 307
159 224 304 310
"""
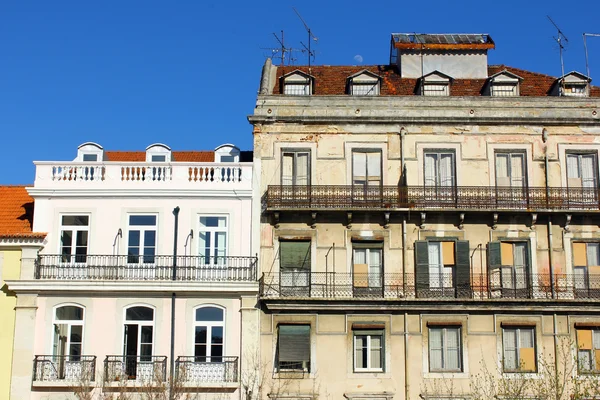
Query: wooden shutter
519 347 536 372
280 241 311 271
488 242 502 269
501 242 514 266
353 263 369 288
578 329 593 350
415 241 430 297
442 241 455 265
278 325 310 365
573 242 587 267
455 241 471 298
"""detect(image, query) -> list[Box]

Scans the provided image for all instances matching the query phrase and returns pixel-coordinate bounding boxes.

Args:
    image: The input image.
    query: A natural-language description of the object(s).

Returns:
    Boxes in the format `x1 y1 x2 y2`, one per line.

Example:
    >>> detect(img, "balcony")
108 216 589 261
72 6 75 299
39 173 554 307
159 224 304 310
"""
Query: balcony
259 272 600 301
32 161 252 191
32 355 96 387
104 356 167 384
36 255 257 281
265 185 600 212
175 356 238 389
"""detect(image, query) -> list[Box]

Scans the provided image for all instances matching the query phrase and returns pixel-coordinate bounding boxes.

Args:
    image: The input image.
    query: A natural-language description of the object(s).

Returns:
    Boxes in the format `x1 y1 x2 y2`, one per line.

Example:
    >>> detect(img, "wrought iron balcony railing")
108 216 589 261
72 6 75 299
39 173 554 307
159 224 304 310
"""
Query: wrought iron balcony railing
36 255 257 281
175 356 238 384
265 185 600 211
33 355 96 383
259 272 600 301
104 356 167 383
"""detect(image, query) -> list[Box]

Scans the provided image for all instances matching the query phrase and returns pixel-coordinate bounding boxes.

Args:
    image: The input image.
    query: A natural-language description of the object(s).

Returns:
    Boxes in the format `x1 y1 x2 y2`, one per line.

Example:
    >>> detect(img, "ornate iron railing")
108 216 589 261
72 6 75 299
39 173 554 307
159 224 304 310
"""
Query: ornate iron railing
259 272 600 301
175 356 238 384
36 255 257 281
104 356 167 382
265 185 600 211
33 355 96 382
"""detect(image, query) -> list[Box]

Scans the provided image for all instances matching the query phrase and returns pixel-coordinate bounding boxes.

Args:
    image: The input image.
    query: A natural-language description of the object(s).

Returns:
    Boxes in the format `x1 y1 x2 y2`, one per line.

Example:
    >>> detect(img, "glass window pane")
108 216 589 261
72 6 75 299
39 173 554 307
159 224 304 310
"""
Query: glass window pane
141 326 153 343
195 307 224 322
370 347 382 369
520 328 534 348
129 215 157 226
125 307 154 321
211 344 223 358
579 350 592 371
61 231 73 248
195 327 208 344
195 345 207 359
140 344 152 357
76 231 88 247
144 231 156 247
128 231 140 247
70 325 83 343
62 216 89 226
56 306 84 321
212 327 223 344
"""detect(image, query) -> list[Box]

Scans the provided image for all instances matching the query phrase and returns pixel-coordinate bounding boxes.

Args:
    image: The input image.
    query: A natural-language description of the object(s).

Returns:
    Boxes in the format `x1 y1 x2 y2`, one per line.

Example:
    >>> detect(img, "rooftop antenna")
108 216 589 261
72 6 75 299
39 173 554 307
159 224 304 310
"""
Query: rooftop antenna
547 16 569 94
260 30 300 67
293 7 318 73
584 33 600 80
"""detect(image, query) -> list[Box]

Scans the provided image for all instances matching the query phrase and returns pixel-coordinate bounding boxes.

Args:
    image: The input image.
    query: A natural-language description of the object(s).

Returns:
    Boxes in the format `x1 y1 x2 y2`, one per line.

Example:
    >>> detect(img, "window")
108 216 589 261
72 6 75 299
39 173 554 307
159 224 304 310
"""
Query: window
53 305 84 363
503 326 536 372
82 154 98 162
429 326 461 372
279 240 311 296
577 328 600 373
562 84 588 97
491 83 519 97
424 151 455 188
495 152 526 188
123 306 154 379
60 215 89 263
353 245 383 295
352 150 382 203
572 242 600 291
354 329 384 372
199 216 227 266
277 325 310 371
151 155 166 162
127 215 157 264
282 72 312 96
414 240 470 298
423 83 449 96
488 241 530 296
194 307 224 362
282 151 310 185
351 82 379 96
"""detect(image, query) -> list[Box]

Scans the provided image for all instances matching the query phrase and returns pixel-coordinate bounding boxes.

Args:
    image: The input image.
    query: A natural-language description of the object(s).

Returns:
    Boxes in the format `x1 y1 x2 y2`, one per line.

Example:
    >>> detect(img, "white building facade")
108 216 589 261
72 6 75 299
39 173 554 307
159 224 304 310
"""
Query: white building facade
7 142 259 399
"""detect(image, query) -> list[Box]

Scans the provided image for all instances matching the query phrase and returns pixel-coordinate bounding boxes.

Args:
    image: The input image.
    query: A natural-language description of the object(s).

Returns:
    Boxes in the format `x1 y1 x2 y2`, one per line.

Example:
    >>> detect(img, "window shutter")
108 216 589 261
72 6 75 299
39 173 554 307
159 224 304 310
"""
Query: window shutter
278 325 310 364
455 241 471 298
415 241 430 297
578 329 593 350
280 241 311 271
488 242 502 270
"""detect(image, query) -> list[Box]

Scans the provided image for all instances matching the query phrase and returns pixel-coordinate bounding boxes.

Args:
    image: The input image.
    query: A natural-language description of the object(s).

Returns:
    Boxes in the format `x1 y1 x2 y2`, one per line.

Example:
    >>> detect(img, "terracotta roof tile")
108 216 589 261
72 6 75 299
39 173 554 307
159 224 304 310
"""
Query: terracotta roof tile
272 65 600 97
105 151 146 162
0 186 45 239
105 151 216 162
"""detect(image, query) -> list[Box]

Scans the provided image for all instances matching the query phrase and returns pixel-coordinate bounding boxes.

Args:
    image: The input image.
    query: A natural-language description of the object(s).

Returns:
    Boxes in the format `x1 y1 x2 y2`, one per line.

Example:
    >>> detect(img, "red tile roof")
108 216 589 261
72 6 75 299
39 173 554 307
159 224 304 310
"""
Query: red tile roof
105 151 215 162
271 65 600 97
0 186 45 239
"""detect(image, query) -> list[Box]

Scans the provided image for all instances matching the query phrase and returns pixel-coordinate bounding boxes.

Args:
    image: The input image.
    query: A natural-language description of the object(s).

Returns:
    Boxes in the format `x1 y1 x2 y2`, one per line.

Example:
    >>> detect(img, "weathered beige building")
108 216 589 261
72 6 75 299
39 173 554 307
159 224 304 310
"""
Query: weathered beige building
248 34 600 399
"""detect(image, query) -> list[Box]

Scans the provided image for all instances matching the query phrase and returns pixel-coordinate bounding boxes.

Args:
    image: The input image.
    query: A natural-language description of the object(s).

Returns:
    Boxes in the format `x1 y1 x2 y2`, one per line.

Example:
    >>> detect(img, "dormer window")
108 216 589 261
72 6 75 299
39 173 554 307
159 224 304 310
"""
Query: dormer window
420 71 452 96
76 142 104 162
555 71 591 97
281 71 313 96
348 70 381 96
146 143 172 163
215 144 240 163
487 70 522 97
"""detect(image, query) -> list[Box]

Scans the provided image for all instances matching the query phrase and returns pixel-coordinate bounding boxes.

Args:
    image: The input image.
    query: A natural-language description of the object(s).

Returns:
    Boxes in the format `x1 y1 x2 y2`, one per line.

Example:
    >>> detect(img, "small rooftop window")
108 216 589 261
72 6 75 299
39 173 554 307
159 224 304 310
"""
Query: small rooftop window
419 71 453 97
555 71 591 97
348 70 380 96
146 143 172 163
215 144 240 163
487 70 522 97
76 142 104 162
281 70 313 96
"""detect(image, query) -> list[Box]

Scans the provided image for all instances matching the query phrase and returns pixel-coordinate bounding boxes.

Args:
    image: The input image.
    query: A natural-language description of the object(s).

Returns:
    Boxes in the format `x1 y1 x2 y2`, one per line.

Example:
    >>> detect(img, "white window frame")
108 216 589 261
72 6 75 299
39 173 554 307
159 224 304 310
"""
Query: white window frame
281 150 311 186
198 215 228 265
52 304 85 361
424 151 455 188
127 214 158 265
577 328 600 373
353 247 383 288
193 306 225 363
353 330 384 372
502 326 536 373
428 326 462 372
284 82 311 96
423 83 449 96
427 242 454 289
351 81 380 96
123 305 155 362
59 215 90 262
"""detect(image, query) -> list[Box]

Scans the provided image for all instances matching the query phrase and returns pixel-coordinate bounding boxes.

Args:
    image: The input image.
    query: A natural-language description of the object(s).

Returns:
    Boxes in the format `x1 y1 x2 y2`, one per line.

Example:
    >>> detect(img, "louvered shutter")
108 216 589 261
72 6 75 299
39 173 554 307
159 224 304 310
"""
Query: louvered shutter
415 241 430 297
488 242 502 292
455 241 471 298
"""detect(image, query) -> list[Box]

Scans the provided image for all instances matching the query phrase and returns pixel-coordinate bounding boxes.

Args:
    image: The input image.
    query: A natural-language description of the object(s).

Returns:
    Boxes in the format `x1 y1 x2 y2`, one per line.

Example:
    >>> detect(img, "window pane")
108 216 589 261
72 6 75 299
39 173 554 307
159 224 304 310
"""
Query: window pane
195 345 207 359
520 328 534 348
141 326 153 343
195 307 224 322
355 336 366 369
56 306 84 321
76 231 88 247
125 307 154 321
579 349 592 371
370 347 382 369
129 215 157 226
82 154 98 162
144 231 156 247
588 243 600 266
61 231 73 249
62 216 89 226
594 330 600 349
212 327 223 344
353 152 366 181
195 326 207 344
280 241 311 271
128 231 140 247
70 325 83 343
200 216 226 228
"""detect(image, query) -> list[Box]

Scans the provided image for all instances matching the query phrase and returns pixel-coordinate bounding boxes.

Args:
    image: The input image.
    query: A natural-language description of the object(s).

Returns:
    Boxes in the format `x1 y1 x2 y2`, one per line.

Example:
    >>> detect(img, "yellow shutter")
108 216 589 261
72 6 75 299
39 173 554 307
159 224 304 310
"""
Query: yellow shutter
595 349 600 371
578 329 593 350
573 242 588 267
353 264 368 288
590 266 600 288
442 241 455 265
501 242 514 266
519 347 536 372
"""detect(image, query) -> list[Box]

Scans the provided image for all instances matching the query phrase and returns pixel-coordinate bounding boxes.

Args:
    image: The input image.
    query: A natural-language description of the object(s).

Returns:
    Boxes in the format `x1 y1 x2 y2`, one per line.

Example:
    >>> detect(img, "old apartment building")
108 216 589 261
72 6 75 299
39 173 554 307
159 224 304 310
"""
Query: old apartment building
249 34 600 399
6 143 259 399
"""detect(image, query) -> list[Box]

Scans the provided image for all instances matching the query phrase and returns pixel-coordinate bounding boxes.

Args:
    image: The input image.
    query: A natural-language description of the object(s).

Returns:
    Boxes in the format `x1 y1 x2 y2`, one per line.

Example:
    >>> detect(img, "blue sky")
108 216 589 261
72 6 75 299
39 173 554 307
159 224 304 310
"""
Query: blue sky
1 0 599 184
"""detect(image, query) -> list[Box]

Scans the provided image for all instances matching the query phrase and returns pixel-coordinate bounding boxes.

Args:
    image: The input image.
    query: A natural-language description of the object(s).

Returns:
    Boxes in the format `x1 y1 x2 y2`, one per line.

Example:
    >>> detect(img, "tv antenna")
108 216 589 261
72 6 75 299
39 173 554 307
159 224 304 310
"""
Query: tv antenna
584 33 600 80
547 16 569 94
261 30 299 66
293 7 318 72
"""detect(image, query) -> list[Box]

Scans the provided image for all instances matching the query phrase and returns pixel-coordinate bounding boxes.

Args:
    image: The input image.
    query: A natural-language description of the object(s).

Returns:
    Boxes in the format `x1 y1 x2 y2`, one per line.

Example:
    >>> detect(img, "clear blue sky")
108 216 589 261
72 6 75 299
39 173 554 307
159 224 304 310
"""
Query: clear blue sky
1 0 599 184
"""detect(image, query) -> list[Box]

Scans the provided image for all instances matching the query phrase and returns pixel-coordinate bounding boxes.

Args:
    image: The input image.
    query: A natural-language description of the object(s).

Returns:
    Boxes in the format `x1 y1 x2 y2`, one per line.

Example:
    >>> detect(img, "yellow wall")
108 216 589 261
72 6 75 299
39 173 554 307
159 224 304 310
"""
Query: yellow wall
0 249 20 400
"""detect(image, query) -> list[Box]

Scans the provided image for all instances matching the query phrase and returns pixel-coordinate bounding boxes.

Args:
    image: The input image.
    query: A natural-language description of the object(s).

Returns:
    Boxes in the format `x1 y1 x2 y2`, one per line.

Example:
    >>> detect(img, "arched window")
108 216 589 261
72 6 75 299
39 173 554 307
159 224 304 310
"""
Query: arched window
53 305 84 362
123 306 154 379
194 306 224 362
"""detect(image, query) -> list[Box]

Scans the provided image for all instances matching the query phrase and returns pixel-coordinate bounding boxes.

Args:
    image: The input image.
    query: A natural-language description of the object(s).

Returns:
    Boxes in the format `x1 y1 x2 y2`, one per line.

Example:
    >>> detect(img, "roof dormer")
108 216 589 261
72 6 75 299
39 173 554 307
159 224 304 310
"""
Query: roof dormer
281 70 313 96
76 142 104 162
554 71 591 97
485 70 522 97
145 143 172 162
347 70 381 96
419 71 453 96
215 144 240 163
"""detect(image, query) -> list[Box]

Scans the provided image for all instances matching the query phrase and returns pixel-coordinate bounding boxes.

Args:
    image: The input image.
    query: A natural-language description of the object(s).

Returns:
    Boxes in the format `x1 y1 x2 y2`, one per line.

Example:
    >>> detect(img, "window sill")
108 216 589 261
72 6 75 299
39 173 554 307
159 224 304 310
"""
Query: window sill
274 371 311 380
348 371 391 379
423 371 468 379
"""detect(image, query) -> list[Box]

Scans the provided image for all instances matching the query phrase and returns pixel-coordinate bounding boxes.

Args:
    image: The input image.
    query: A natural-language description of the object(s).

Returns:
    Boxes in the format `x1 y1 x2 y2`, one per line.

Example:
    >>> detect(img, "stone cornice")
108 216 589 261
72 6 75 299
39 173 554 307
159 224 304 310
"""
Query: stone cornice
0 238 45 248
26 188 252 198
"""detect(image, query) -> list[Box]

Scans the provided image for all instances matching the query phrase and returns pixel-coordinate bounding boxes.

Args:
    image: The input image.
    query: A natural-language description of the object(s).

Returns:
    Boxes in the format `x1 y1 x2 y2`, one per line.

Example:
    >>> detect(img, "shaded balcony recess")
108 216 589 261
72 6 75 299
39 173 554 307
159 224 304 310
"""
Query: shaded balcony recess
104 356 167 383
175 356 239 385
36 255 257 281
33 355 96 383
259 272 600 301
266 185 600 212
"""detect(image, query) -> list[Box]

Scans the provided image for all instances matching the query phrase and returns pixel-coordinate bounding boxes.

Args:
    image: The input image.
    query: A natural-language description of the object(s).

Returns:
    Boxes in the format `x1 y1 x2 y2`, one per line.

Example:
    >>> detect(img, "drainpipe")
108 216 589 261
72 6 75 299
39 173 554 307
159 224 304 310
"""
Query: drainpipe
402 217 407 296
170 206 180 398
400 128 407 185
545 148 556 299
404 312 409 400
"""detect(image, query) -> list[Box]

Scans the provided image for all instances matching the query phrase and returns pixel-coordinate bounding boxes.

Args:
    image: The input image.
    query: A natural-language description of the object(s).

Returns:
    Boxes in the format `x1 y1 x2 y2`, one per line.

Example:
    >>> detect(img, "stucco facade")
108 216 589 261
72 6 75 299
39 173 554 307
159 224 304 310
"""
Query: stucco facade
249 34 600 400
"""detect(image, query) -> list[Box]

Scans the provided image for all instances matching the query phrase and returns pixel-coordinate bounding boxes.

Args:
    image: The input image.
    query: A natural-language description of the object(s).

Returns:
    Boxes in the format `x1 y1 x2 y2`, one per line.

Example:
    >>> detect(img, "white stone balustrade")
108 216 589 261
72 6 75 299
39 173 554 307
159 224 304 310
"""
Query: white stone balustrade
33 162 253 191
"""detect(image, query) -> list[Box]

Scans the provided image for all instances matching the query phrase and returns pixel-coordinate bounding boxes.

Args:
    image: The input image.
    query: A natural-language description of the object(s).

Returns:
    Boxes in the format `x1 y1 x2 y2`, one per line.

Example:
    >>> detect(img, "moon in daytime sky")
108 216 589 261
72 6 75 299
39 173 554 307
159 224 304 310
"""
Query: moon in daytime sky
354 54 363 63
